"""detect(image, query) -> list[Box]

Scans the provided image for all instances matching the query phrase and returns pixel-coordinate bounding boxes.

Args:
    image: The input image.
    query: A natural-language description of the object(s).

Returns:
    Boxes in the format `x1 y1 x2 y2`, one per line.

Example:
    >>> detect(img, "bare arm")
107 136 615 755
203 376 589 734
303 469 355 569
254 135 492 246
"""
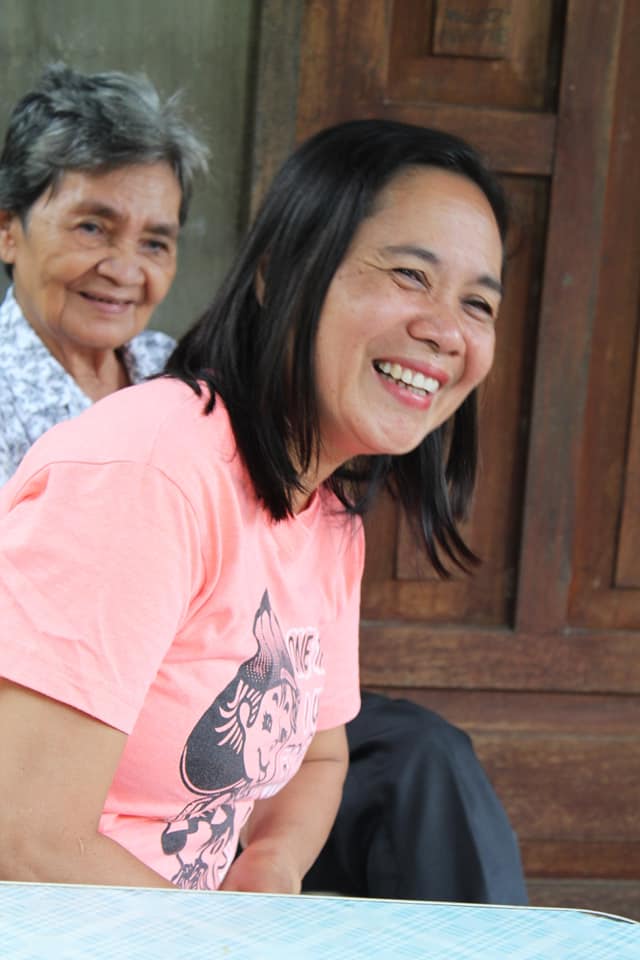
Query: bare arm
0 680 171 887
221 724 349 894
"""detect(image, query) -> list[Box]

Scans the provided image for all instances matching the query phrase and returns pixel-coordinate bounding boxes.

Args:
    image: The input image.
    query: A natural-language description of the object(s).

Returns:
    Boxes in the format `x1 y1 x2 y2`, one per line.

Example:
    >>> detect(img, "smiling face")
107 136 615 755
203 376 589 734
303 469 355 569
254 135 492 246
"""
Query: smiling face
0 163 181 363
311 166 504 479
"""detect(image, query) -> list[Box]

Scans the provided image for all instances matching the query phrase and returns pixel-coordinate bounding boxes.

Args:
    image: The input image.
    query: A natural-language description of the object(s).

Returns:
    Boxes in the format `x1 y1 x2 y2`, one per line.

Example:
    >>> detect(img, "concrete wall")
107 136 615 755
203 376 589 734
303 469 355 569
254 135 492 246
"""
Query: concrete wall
0 0 258 337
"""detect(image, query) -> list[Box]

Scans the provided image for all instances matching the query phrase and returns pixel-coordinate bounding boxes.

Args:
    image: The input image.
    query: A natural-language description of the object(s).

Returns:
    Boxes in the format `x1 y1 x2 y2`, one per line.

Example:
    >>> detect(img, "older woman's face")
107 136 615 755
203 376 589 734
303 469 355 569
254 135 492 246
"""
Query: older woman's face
0 163 181 357
312 167 503 475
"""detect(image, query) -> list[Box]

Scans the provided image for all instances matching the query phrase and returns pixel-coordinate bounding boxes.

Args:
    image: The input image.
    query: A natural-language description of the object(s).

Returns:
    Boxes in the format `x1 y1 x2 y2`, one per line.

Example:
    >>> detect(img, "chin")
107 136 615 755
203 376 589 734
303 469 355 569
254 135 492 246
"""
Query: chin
366 434 429 458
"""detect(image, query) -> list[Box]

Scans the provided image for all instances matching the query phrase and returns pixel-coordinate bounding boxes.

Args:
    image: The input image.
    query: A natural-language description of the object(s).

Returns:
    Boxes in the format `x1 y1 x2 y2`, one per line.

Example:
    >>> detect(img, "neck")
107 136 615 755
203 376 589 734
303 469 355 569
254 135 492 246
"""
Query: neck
36 330 130 401
64 348 130 401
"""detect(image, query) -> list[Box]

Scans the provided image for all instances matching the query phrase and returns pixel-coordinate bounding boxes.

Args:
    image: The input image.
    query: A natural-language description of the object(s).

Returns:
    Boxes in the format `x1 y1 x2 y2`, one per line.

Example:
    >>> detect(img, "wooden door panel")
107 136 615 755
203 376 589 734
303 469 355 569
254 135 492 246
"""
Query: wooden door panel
297 0 554 627
512 0 626 633
296 0 557 175
296 0 389 135
387 0 563 111
296 0 632 638
569 3 640 626
294 0 633 634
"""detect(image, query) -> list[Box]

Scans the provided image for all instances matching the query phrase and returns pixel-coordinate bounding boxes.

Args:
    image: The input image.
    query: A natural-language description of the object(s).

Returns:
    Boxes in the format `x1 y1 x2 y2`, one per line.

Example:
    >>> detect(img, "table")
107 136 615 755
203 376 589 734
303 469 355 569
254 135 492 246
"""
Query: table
1 882 638 959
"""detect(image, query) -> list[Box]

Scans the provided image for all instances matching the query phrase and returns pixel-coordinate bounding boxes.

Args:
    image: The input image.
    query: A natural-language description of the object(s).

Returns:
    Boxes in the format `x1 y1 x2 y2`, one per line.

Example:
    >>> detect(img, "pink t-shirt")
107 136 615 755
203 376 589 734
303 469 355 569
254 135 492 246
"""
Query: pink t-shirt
0 378 363 889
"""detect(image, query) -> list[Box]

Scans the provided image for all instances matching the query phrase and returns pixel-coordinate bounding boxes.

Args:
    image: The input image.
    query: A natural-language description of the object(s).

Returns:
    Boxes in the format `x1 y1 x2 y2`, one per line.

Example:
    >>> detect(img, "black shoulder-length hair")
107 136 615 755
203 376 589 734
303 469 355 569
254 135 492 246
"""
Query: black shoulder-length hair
165 118 508 576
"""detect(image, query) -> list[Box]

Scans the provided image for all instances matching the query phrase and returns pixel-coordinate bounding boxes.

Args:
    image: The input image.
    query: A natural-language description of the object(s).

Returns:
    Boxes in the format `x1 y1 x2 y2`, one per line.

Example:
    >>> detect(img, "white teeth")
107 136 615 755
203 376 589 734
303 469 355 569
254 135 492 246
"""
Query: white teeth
376 361 440 394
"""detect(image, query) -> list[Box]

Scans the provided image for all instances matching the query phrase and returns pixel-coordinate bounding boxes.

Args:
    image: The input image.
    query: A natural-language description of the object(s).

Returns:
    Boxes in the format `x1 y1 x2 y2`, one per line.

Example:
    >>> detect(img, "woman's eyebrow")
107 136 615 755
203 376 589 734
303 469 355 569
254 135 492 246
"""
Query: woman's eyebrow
477 274 503 297
383 243 503 296
71 200 179 238
383 243 439 265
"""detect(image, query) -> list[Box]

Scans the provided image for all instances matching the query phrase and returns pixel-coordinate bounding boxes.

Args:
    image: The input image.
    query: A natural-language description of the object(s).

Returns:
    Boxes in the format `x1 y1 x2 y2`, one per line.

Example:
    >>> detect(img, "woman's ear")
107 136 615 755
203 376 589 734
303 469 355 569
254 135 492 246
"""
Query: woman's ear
0 211 19 265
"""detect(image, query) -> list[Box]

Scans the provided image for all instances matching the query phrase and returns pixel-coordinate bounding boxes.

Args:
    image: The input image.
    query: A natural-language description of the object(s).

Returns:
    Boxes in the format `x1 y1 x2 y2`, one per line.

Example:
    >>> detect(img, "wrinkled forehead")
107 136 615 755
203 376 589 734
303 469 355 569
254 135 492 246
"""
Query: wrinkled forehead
28 163 183 229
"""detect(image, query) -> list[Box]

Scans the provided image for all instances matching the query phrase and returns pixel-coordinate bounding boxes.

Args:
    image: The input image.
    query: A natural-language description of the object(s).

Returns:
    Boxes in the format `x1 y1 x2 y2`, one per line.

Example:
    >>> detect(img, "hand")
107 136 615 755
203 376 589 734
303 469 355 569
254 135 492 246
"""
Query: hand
220 840 301 895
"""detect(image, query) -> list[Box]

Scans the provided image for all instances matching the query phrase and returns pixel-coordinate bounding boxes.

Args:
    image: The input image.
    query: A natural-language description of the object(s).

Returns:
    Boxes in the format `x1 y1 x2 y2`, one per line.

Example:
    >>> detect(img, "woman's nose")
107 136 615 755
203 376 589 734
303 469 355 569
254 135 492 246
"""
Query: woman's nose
406 302 465 355
95 252 145 286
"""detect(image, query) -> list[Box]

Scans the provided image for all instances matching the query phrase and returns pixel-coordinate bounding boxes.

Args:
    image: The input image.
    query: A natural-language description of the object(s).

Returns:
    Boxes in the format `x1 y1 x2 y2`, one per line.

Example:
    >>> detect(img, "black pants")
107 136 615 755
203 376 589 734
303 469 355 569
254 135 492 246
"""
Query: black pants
302 691 528 904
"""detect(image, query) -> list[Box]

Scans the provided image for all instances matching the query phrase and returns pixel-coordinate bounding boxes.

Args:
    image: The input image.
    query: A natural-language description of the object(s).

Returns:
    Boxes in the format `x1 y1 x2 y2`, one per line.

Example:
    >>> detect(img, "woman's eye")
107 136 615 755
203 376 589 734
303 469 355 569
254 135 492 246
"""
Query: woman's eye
465 297 496 321
144 238 171 255
77 221 102 236
393 267 428 287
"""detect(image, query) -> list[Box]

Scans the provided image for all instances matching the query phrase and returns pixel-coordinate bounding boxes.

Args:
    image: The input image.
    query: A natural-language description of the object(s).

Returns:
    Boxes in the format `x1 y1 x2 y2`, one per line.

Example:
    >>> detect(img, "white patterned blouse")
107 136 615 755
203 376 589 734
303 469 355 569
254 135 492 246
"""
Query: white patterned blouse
0 286 176 485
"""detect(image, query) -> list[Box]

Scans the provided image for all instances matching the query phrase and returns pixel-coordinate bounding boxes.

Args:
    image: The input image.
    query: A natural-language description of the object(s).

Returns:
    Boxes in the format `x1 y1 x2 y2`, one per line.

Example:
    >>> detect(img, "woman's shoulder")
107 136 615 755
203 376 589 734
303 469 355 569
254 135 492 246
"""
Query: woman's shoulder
9 378 238 492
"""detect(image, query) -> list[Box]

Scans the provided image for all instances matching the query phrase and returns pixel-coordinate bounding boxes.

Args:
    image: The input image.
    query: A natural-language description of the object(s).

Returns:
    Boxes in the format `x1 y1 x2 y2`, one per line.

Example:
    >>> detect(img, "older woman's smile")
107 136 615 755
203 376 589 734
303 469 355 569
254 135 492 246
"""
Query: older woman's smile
78 290 136 308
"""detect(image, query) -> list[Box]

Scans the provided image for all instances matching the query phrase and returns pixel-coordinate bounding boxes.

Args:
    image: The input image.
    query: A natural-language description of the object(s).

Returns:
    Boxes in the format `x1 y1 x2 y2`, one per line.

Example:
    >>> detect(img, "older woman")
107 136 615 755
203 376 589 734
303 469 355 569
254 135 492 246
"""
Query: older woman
0 114 527 898
0 63 208 484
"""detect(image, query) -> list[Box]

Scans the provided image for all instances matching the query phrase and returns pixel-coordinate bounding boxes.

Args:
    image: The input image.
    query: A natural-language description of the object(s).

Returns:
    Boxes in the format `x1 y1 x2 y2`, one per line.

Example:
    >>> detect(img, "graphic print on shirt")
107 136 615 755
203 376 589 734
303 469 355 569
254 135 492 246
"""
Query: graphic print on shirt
161 589 325 889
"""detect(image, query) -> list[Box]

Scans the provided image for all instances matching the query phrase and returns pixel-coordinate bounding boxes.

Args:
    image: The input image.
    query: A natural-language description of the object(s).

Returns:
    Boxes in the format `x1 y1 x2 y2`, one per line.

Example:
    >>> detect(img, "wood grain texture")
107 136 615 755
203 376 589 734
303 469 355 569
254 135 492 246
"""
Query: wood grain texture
359 626 640 692
372 103 556 175
365 688 640 734
388 0 562 111
522 842 640 881
249 0 305 217
432 0 517 60
296 0 389 137
527 879 640 921
514 0 625 632
477 735 640 840
569 0 640 608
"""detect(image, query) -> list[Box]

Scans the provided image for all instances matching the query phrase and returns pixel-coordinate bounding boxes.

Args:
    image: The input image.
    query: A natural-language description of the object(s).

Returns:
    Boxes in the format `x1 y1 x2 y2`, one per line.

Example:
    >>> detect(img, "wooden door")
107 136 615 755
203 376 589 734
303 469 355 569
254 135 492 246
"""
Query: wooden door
254 0 640 917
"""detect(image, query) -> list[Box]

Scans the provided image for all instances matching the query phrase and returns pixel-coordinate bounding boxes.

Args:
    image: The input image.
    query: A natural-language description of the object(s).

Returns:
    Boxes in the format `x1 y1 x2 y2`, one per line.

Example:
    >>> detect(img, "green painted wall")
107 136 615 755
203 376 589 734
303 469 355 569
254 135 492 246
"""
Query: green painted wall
0 0 258 337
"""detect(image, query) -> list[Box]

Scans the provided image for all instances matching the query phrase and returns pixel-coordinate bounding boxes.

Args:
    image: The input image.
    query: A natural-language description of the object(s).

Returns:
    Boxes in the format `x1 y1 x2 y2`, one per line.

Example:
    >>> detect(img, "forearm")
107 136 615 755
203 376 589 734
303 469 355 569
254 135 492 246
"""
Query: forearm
222 725 349 893
245 756 347 876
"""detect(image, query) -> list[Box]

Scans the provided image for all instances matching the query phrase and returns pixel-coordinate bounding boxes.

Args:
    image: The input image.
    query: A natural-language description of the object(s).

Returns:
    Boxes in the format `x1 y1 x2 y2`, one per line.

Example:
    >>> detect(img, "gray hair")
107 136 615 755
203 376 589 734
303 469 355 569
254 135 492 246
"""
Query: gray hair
0 62 209 226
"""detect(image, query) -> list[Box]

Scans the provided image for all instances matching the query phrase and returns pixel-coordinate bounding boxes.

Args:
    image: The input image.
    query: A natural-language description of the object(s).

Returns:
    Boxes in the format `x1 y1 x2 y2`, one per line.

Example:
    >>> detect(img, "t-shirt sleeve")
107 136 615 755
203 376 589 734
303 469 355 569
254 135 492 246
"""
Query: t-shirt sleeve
0 459 206 732
314 519 364 731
